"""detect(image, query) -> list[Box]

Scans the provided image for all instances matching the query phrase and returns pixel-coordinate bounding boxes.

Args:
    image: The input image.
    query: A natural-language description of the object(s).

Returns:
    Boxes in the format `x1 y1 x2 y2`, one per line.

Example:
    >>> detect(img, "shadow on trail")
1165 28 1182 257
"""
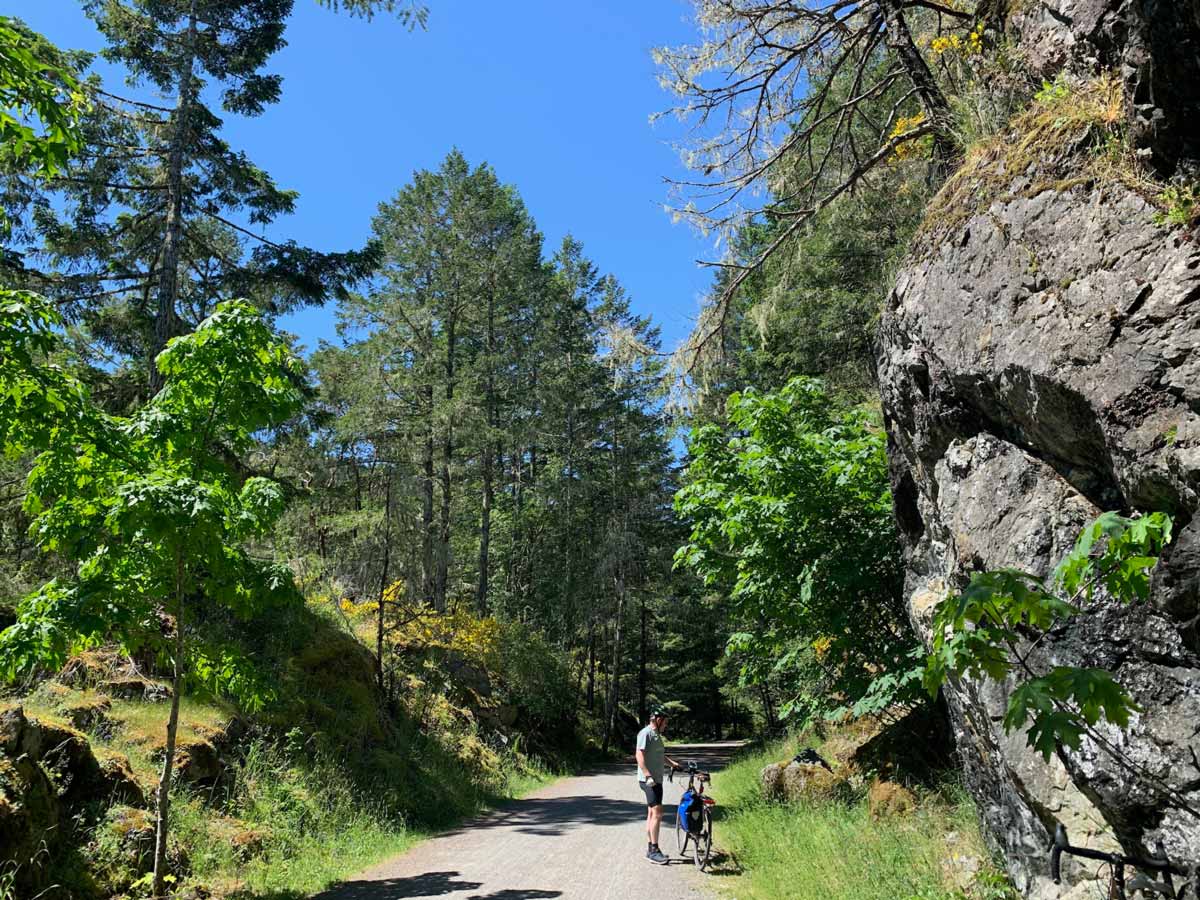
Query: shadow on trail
312 872 562 900
314 871 482 899
313 743 748 899
440 795 644 838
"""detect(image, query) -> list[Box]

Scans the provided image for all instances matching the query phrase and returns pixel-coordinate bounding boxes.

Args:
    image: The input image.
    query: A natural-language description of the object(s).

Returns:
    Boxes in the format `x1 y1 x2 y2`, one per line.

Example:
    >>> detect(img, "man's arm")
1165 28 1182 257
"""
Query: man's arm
636 748 653 781
666 755 683 772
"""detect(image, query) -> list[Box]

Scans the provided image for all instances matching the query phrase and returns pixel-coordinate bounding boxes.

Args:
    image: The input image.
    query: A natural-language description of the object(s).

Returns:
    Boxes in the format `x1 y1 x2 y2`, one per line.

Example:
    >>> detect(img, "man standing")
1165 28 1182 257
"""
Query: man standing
636 707 682 864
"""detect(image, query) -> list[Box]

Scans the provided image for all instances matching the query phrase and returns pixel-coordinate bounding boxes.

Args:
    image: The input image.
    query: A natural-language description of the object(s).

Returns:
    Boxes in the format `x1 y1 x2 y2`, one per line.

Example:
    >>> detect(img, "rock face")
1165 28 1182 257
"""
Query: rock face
1010 0 1200 176
879 116 1200 900
878 6 1200 893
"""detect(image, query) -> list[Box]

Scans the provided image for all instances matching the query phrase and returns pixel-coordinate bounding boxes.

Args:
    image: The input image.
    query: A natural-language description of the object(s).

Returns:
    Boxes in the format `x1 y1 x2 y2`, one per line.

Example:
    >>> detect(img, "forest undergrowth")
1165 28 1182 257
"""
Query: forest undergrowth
1 591 582 900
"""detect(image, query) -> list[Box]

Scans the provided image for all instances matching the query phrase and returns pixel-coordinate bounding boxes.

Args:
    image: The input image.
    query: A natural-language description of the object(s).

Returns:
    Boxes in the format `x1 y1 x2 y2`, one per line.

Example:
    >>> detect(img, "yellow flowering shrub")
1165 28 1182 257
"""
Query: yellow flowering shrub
930 34 962 54
929 24 983 57
888 112 929 161
390 603 502 669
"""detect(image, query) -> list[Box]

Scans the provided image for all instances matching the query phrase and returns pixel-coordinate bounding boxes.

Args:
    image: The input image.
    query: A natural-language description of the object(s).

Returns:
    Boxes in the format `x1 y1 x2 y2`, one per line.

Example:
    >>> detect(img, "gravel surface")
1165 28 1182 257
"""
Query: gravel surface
314 742 744 900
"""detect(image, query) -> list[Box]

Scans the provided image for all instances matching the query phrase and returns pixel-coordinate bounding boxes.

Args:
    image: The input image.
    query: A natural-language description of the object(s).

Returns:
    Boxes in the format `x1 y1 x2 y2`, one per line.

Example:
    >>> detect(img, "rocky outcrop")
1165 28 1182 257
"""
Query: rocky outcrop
1009 0 1200 176
1 704 144 894
99 805 190 892
881 179 1200 893
878 5 1200 894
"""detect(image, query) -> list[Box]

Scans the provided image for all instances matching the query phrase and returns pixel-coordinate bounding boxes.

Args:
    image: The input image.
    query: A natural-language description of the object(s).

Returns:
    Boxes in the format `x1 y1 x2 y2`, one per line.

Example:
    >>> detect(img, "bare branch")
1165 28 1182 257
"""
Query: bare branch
678 120 936 374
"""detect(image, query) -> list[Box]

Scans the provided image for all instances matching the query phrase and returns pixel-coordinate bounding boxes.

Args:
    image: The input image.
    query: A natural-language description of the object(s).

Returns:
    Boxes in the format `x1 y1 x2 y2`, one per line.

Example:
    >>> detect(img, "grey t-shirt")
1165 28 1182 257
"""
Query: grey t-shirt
636 725 665 783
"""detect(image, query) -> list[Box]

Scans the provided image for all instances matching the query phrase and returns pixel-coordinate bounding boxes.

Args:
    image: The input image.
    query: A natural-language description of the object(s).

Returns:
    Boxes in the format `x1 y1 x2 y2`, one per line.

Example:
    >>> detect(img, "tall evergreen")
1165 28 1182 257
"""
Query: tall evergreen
282 152 683 736
1 0 376 394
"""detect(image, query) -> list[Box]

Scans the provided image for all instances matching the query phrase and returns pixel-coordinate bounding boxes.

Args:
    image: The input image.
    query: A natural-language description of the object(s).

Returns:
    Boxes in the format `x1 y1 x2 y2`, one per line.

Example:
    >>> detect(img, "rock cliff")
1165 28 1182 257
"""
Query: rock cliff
878 1 1200 894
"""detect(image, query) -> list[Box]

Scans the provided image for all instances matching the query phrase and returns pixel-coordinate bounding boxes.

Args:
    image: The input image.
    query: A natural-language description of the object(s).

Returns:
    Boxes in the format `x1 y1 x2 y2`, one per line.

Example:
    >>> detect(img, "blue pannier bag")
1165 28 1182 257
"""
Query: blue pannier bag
679 789 705 833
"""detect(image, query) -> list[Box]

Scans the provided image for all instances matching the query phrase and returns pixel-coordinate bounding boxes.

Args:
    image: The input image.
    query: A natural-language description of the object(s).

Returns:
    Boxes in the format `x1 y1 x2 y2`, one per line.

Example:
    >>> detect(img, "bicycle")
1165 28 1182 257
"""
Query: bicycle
1050 823 1197 899
669 761 715 871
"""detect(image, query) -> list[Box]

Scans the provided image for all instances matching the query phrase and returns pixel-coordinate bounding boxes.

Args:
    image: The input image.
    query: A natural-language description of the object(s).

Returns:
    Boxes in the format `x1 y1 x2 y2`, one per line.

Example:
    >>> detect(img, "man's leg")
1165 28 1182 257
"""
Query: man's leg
641 782 668 863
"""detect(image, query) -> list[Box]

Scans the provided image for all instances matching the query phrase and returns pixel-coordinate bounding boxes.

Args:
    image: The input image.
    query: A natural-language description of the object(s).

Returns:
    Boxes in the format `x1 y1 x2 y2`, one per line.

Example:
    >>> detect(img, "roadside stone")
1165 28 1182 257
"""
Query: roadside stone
96 749 146 806
33 718 109 803
98 677 173 703
759 760 787 801
57 690 113 731
175 740 223 785
760 758 851 804
943 852 981 892
868 780 916 818
57 649 122 688
102 805 190 887
229 826 269 861
0 753 62 895
0 704 29 756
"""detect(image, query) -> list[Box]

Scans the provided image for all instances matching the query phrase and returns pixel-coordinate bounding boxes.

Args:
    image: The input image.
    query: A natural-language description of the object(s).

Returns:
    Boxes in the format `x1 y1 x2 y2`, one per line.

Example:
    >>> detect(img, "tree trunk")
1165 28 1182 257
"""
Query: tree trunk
975 0 1007 33
638 593 647 725
586 625 596 711
476 447 492 613
758 682 777 733
376 475 392 692
435 312 456 613
712 681 722 741
149 5 197 393
350 457 363 541
152 551 185 897
421 384 435 607
475 282 496 613
878 0 956 167
508 447 522 598
602 575 625 753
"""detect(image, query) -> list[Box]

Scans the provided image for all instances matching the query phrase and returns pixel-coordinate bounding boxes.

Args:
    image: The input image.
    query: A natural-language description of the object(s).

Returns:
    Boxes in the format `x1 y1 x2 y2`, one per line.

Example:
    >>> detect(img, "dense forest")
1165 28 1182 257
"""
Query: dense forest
2 1 1198 899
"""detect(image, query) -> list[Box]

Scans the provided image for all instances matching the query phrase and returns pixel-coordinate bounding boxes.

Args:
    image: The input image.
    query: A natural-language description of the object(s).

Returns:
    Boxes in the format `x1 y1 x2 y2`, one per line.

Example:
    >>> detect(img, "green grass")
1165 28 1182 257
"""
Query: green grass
7 599 579 899
710 739 1015 900
169 741 421 899
85 735 560 899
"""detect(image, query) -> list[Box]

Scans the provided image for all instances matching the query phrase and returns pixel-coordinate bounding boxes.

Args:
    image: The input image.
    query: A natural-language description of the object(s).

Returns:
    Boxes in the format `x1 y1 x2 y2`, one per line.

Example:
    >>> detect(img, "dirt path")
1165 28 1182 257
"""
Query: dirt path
314 742 744 900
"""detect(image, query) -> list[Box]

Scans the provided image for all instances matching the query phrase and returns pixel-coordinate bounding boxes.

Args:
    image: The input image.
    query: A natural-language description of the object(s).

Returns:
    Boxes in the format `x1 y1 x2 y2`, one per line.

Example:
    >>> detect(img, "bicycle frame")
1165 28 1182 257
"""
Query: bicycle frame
1050 824 1196 900
671 761 715 869
685 766 711 797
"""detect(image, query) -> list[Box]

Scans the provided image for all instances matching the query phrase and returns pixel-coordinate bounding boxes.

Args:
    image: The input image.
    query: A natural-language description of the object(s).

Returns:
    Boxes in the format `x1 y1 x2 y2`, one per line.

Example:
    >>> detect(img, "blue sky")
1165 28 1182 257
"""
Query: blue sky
10 0 716 355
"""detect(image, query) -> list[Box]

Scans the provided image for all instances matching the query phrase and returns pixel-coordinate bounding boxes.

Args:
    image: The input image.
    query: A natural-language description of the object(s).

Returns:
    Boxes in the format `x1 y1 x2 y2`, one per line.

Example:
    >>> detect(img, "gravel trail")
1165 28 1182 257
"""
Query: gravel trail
314 742 743 900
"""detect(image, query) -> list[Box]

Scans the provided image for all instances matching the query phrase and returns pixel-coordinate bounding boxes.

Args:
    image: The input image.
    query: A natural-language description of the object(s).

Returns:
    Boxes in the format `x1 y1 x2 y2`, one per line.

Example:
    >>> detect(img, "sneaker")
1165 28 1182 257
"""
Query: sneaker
647 847 669 865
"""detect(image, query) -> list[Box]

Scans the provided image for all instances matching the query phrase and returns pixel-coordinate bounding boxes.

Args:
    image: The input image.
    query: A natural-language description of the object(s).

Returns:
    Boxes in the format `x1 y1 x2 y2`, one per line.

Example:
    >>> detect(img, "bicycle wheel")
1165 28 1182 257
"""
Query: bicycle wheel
693 807 712 871
675 806 688 855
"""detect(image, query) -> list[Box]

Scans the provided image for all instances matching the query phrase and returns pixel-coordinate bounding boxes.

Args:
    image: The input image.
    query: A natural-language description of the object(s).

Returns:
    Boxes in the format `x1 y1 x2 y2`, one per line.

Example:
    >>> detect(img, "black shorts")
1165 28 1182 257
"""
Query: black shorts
640 780 664 808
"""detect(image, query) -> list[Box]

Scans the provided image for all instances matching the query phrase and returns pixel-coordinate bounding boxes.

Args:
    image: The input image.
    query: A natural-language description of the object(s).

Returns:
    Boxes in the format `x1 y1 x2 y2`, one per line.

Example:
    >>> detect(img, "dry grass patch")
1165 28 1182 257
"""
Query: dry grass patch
917 74 1153 249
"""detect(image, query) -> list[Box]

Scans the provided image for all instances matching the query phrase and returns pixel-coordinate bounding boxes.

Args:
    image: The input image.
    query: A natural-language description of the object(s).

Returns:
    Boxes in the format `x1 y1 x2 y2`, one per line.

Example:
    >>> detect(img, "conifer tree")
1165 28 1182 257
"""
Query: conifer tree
1 1 376 393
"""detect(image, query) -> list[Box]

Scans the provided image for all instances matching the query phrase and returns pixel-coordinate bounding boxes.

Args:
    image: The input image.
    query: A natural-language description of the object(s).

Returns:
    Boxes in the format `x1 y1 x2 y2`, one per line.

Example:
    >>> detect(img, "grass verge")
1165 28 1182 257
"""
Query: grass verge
79 734 561 900
709 738 1015 900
